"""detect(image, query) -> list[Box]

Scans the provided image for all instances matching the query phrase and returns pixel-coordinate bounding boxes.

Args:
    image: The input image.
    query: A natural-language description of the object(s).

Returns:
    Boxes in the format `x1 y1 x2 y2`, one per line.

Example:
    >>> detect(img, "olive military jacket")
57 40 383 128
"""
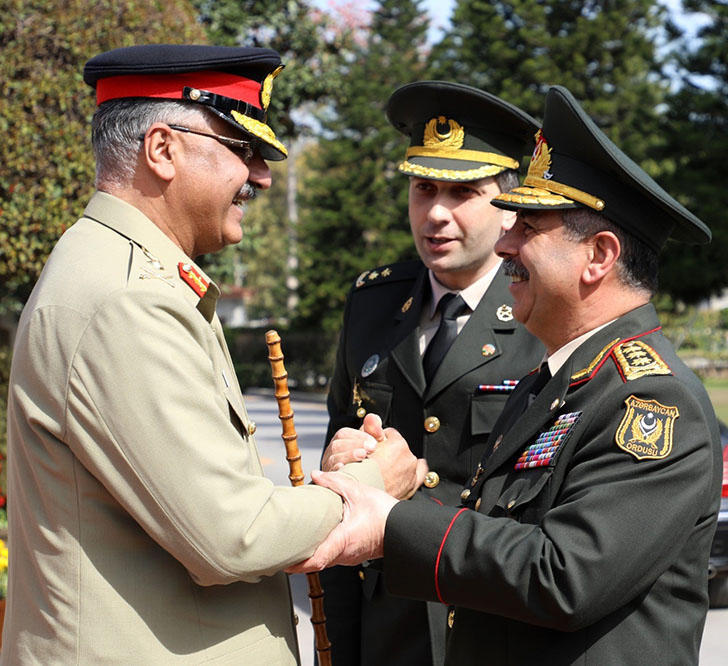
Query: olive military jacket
383 304 722 665
321 260 543 665
4 192 382 665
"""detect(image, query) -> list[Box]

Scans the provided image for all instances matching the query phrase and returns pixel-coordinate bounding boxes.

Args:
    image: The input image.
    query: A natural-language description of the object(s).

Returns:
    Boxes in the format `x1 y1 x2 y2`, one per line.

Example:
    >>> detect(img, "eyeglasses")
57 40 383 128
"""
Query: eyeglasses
138 124 256 163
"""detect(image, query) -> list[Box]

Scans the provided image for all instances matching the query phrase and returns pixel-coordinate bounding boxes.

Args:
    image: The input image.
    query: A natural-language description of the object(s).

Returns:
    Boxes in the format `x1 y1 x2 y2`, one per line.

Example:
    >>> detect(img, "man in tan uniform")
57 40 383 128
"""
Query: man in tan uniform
2 44 424 664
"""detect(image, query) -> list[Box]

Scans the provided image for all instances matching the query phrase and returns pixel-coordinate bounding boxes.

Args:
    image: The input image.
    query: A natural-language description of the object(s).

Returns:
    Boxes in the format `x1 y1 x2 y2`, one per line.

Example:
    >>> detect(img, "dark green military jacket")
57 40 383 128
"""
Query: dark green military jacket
383 303 722 665
321 260 543 666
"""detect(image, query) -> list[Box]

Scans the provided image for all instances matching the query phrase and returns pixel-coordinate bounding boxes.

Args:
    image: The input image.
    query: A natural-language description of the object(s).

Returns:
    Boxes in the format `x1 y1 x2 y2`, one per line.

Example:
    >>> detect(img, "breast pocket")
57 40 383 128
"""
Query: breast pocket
470 394 509 437
494 468 556 524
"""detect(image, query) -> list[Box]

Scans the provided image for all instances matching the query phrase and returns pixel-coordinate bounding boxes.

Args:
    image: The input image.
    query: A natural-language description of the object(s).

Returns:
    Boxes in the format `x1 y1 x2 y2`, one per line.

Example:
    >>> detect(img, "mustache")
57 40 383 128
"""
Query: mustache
235 182 258 202
502 258 530 281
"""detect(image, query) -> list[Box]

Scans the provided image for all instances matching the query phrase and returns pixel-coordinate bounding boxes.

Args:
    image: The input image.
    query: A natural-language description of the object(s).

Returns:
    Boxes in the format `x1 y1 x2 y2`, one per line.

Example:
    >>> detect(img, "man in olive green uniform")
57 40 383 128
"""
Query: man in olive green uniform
2 45 424 665
321 82 543 665
298 86 722 665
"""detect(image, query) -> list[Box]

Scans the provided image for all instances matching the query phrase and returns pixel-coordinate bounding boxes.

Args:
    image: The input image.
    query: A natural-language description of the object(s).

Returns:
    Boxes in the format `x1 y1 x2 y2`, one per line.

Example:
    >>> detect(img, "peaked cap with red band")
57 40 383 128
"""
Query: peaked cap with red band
83 44 287 161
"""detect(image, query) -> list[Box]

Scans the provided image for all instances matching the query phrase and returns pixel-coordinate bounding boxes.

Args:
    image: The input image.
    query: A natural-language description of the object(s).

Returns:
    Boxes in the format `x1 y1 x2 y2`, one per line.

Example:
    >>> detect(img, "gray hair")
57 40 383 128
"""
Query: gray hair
494 168 519 194
91 98 207 187
562 207 658 295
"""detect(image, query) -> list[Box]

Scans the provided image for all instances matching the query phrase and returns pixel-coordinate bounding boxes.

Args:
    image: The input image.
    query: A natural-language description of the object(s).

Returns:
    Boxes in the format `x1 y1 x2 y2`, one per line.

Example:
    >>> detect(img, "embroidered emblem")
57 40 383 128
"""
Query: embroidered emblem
514 412 582 470
368 271 379 280
361 354 379 378
615 395 678 461
355 271 369 288
529 129 553 180
423 116 465 151
496 304 513 321
481 343 496 357
612 340 671 381
401 296 413 313
381 267 392 277
178 262 209 297
230 110 287 157
261 64 284 111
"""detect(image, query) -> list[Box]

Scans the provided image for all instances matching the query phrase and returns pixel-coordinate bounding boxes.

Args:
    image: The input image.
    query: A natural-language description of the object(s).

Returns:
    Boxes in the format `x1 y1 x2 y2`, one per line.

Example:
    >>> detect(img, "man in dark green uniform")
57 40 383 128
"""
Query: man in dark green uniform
320 82 544 665
298 86 722 665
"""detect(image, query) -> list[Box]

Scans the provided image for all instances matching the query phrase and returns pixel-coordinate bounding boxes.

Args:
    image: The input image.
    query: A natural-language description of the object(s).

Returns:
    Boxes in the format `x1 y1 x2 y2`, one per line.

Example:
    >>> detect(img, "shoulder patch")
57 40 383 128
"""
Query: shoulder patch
353 261 420 289
612 340 671 381
615 395 679 460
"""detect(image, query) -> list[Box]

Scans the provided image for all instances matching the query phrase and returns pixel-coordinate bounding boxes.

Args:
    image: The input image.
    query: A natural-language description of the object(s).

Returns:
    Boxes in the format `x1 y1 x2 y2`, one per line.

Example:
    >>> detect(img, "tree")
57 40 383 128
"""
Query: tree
430 0 668 163
295 0 430 335
656 0 728 304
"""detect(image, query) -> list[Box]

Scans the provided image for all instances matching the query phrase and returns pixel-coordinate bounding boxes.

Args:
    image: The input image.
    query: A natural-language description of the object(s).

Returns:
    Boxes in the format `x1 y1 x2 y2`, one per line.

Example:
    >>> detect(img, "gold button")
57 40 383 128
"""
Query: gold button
424 471 440 488
507 499 516 510
189 88 201 100
475 498 482 511
448 609 455 629
424 416 441 433
248 421 257 435
550 398 560 411
356 407 367 418
460 488 471 502
358 570 365 581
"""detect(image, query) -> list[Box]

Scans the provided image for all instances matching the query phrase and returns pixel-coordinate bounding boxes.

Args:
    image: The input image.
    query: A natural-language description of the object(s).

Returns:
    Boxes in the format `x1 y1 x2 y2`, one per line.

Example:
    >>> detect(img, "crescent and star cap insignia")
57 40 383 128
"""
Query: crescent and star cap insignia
496 304 513 321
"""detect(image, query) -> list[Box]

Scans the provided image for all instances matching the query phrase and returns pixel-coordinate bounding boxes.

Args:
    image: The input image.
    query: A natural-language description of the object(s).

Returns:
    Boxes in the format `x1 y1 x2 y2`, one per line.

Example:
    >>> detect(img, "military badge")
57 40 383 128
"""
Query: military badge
401 296 413 313
615 395 679 461
361 354 380 378
515 411 581 470
481 343 496 357
260 64 283 111
423 116 465 151
178 262 209 297
613 340 671 381
496 304 513 321
355 271 370 288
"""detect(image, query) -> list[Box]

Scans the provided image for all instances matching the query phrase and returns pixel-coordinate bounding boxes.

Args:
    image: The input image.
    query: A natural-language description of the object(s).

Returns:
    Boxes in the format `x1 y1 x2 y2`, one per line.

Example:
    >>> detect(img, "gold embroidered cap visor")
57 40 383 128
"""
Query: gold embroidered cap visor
491 86 711 251
386 81 538 183
84 44 287 161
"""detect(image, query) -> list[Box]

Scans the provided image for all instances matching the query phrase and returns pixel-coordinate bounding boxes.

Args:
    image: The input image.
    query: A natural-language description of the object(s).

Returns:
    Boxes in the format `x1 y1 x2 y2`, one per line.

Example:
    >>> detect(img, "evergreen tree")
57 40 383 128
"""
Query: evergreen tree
656 0 728 304
430 0 668 162
295 0 430 335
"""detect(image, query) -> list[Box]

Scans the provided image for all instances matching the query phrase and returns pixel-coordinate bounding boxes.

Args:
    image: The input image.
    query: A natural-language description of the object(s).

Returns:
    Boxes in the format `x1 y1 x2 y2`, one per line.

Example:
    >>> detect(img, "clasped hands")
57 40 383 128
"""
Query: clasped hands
287 414 427 573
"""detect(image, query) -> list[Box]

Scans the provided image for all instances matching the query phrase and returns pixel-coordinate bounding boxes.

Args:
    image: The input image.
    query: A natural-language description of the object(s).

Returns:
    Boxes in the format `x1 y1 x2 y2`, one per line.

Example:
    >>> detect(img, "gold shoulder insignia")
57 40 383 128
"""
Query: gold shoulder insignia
355 271 370 288
613 340 671 381
615 395 679 461
571 338 621 382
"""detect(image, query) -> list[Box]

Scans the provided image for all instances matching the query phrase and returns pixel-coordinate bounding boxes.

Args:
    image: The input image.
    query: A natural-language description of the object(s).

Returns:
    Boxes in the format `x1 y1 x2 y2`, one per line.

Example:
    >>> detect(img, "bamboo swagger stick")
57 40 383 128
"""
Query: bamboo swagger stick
265 330 332 666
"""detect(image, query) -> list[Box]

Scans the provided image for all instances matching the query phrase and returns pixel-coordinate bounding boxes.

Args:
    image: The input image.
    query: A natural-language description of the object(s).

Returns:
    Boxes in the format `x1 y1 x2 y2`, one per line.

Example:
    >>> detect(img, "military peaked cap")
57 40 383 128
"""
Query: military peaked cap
492 85 711 250
84 44 287 161
386 81 539 183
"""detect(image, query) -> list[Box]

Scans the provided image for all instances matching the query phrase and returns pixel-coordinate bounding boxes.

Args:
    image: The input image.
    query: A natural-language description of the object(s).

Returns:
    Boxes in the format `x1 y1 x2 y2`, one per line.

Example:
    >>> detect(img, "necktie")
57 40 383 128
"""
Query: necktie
527 361 551 405
423 293 469 384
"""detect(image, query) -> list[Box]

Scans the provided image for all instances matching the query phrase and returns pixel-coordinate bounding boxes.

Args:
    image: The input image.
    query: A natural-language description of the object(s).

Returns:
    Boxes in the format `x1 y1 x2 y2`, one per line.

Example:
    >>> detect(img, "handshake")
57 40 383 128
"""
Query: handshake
287 414 427 573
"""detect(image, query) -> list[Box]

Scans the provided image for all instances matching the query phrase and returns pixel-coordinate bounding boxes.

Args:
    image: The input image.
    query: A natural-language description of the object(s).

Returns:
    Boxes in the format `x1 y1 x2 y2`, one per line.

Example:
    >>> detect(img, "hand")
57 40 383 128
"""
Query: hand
322 420 379 471
363 415 428 500
286 469 398 573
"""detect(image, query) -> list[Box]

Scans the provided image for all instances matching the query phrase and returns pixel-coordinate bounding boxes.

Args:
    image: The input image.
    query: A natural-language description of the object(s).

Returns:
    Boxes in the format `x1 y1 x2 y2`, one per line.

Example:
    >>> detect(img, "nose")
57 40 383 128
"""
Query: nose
494 225 515 259
247 153 272 190
426 201 453 226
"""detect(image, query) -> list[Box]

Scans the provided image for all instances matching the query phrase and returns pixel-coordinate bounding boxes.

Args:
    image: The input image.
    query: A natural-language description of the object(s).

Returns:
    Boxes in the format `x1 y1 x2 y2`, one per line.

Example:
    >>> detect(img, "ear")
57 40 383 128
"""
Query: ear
582 230 620 285
499 208 517 232
140 123 177 182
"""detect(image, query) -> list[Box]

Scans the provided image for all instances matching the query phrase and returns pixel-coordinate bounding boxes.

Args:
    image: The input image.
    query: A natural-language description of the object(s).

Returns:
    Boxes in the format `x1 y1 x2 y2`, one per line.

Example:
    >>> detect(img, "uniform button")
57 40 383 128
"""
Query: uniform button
358 570 365 581
424 416 441 433
424 471 440 488
460 488 471 502
356 407 367 418
475 498 482 511
550 398 560 411
507 499 516 510
248 421 257 435
447 609 455 629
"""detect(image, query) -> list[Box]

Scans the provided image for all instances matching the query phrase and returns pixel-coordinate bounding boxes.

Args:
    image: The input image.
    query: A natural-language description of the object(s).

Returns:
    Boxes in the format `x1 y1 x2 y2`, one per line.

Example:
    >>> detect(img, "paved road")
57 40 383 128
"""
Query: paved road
244 391 728 665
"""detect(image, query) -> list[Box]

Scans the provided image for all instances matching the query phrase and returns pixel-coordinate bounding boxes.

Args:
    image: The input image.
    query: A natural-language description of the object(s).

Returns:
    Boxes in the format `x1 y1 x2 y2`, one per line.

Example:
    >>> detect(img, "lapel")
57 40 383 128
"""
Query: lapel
390 266 430 398
424 267 518 401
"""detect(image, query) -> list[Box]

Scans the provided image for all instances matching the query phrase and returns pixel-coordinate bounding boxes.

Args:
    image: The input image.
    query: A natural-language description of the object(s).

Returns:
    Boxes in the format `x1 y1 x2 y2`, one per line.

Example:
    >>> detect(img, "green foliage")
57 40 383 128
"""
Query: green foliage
295 0 429 334
655 0 728 304
430 0 668 163
0 0 208 318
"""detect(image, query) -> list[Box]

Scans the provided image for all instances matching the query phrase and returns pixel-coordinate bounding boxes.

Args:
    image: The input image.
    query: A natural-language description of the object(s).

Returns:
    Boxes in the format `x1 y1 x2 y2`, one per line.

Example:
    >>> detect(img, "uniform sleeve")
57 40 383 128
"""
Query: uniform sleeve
63 289 370 585
383 378 719 630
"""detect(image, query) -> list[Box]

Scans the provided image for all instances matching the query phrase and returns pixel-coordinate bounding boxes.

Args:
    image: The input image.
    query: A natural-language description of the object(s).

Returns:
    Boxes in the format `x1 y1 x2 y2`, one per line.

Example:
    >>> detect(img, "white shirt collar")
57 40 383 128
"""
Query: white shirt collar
545 318 618 376
427 261 501 319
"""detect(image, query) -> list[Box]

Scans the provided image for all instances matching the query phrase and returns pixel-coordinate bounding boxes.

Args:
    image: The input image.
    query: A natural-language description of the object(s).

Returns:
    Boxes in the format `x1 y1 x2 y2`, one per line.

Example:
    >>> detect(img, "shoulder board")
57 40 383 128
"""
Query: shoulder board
611 339 672 381
353 260 421 290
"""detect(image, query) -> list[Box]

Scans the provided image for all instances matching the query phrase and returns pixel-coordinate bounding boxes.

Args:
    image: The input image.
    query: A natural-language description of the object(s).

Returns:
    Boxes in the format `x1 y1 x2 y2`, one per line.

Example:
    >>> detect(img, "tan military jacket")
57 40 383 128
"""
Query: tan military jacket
3 192 382 664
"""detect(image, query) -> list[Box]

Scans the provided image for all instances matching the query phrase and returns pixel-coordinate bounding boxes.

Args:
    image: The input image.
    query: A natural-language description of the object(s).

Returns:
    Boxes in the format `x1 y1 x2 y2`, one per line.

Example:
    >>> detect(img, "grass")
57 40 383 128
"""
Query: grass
705 377 728 424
